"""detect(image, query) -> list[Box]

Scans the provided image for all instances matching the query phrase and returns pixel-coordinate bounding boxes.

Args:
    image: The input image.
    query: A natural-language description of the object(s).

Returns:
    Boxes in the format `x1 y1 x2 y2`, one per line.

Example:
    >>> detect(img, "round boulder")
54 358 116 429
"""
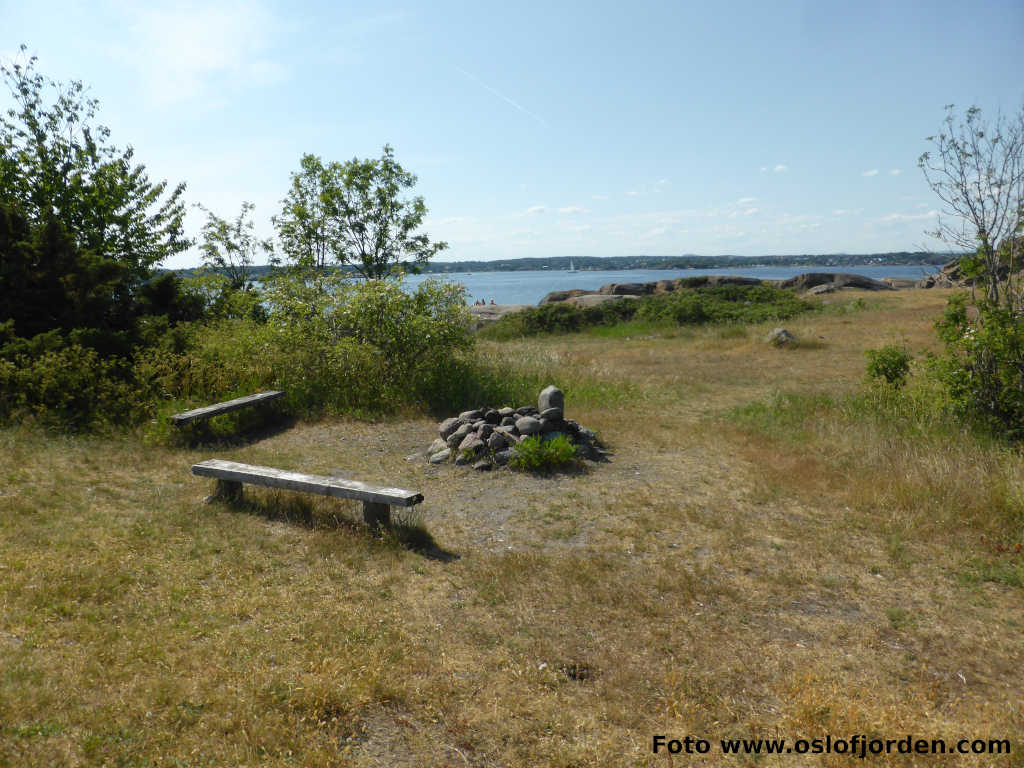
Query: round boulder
515 416 542 436
438 417 462 439
428 448 451 464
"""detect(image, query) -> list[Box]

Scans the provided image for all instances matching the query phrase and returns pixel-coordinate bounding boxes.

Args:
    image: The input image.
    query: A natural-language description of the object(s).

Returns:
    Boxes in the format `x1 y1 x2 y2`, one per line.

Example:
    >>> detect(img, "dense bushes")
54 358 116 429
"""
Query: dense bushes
479 283 814 340
931 294 1024 439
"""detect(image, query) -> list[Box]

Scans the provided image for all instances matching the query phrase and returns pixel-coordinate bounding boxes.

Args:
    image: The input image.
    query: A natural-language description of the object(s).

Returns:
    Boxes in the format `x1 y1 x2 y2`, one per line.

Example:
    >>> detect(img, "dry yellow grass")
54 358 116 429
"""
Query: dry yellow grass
1 289 1021 766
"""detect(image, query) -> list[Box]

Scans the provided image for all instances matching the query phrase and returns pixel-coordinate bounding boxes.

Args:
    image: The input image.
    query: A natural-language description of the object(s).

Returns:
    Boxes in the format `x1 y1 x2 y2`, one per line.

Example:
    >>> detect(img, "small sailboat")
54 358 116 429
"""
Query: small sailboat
567 258 577 273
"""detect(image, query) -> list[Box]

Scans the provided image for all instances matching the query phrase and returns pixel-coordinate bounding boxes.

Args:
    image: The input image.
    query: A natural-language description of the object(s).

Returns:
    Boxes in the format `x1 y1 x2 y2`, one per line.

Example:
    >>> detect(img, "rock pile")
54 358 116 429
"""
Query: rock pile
425 385 606 470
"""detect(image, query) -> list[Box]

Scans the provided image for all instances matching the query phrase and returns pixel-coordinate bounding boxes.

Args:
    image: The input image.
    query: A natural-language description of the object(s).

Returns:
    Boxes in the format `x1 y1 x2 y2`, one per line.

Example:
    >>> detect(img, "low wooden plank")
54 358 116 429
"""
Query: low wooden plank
171 391 285 425
191 459 423 507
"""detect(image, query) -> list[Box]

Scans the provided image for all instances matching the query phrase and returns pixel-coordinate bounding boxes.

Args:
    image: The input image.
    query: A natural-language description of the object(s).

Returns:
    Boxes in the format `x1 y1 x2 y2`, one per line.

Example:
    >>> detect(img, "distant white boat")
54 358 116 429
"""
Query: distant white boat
568 258 577 273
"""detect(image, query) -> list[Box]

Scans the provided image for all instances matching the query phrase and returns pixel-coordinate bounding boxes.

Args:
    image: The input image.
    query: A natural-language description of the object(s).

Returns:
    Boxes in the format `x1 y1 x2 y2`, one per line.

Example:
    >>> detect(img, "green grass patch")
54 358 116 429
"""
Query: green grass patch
478 284 815 340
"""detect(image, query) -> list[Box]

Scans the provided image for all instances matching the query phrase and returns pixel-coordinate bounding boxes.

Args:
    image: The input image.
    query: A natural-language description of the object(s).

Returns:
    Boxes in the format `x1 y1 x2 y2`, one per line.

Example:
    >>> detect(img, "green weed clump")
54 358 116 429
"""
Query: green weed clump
510 434 579 472
865 344 912 387
479 284 814 340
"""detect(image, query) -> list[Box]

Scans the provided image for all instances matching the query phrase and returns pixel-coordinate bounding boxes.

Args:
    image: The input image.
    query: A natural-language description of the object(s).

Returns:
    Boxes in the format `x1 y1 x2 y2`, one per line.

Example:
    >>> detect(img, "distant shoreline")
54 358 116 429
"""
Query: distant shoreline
165 252 959 280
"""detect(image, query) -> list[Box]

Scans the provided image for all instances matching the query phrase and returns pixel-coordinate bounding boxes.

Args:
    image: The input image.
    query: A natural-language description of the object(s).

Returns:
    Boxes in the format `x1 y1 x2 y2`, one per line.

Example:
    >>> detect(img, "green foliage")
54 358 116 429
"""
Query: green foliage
932 295 1024 439
479 284 814 340
273 146 447 278
0 344 137 429
0 49 203 428
865 344 912 388
510 434 579 472
195 200 271 291
135 277 478 429
1 46 188 286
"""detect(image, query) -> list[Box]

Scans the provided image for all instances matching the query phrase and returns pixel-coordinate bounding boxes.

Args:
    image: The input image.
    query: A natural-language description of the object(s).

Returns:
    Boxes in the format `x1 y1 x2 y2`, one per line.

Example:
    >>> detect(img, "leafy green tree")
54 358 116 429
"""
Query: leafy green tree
273 145 447 278
0 46 190 335
195 200 271 290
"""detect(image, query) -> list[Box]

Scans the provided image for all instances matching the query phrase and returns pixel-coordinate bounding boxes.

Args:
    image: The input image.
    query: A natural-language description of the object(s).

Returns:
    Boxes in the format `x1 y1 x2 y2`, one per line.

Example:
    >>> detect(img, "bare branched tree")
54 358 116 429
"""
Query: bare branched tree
919 104 1024 308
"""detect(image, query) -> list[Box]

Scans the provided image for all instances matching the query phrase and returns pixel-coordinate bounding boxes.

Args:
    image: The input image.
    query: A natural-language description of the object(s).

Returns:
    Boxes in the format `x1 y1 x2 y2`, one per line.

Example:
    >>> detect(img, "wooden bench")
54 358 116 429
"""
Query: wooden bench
171 391 285 426
191 459 424 528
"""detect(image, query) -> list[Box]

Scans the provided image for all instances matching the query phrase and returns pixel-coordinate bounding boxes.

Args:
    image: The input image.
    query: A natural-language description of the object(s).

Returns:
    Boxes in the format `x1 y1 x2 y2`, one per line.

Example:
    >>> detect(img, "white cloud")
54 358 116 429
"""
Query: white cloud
591 194 609 201
879 210 938 223
525 205 546 215
862 169 880 177
889 169 902 176
125 1 284 107
640 226 668 238
625 190 639 197
656 178 670 186
774 164 788 173
558 206 589 215
743 208 759 216
760 166 768 172
737 197 757 205
832 208 862 216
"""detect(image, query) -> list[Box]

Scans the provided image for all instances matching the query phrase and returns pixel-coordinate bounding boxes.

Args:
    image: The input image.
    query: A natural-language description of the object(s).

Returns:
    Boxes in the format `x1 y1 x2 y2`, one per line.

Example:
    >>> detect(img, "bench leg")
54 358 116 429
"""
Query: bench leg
362 501 390 529
215 479 243 502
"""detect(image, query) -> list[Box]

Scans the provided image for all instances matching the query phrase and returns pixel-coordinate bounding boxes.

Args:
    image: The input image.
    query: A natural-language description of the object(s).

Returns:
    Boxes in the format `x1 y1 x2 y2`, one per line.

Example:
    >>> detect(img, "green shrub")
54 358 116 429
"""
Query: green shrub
865 344 912 388
510 434 579 472
0 344 138 429
932 294 1024 439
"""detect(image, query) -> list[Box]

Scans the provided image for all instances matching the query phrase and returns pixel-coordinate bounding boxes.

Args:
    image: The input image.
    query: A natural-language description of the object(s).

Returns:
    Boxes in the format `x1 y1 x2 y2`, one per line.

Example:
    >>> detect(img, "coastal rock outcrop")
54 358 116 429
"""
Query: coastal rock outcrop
425 386 607 469
779 273 895 291
536 271 906 307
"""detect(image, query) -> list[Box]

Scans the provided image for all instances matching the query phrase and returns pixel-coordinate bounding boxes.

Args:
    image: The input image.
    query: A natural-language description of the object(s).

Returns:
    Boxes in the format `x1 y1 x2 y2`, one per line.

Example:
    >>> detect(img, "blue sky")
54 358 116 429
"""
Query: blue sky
3 0 1022 269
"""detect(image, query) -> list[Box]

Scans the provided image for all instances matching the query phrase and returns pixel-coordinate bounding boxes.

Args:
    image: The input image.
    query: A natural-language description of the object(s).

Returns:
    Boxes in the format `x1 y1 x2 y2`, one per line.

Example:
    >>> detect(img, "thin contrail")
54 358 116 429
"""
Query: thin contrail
454 65 547 127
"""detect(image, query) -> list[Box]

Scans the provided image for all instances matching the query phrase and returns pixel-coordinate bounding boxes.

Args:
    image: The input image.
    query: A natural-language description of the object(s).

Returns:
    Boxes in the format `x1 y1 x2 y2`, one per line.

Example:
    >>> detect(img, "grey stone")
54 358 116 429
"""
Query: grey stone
458 434 485 455
438 417 461 439
472 419 486 429
483 409 500 424
542 431 566 442
577 426 597 442
447 423 473 448
538 385 565 412
498 407 515 417
493 448 517 466
472 459 493 471
539 418 555 433
477 423 494 439
515 416 542 436
500 416 516 427
515 406 538 416
459 409 483 421
766 328 797 347
488 431 511 451
428 448 451 464
454 451 473 466
428 438 447 455
539 406 563 421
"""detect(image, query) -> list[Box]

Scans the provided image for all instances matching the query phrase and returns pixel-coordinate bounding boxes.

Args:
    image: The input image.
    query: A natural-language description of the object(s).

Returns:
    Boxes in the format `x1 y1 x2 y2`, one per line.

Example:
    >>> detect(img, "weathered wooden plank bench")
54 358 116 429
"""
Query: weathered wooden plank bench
171 391 285 426
191 459 424 528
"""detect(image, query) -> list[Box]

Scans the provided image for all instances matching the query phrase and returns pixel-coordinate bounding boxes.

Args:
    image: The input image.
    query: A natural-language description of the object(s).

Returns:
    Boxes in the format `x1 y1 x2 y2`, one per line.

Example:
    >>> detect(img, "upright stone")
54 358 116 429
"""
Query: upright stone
538 385 564 413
